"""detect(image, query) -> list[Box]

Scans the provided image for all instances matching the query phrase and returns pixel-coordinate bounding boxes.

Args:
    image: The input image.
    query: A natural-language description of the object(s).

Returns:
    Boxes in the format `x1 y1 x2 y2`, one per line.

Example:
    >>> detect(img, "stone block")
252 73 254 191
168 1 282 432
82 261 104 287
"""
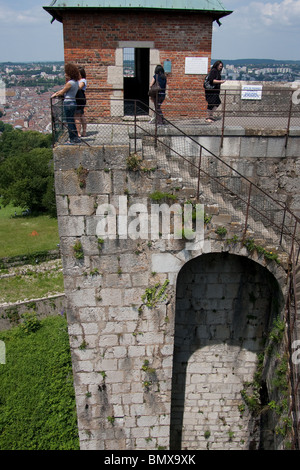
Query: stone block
220 136 241 157
85 171 112 194
56 195 69 216
55 169 79 195
151 253 183 273
266 137 286 158
100 288 123 306
240 136 268 157
69 288 97 307
69 195 95 216
58 215 85 237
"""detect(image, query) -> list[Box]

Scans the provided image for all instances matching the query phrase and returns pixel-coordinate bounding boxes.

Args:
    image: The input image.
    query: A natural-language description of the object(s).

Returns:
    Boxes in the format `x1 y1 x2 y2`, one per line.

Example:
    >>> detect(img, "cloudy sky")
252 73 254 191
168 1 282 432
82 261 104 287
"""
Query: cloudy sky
0 0 300 62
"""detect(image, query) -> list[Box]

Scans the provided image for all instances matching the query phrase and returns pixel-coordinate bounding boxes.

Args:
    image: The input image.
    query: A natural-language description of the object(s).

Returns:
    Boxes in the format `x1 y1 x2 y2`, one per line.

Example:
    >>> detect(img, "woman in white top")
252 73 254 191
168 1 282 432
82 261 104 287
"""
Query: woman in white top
75 68 87 137
51 63 80 144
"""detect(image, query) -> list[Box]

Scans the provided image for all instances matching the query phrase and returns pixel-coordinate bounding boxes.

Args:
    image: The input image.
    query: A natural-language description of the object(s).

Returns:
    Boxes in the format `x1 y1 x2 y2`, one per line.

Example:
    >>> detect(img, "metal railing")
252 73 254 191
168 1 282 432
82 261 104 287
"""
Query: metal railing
51 86 300 146
51 90 300 448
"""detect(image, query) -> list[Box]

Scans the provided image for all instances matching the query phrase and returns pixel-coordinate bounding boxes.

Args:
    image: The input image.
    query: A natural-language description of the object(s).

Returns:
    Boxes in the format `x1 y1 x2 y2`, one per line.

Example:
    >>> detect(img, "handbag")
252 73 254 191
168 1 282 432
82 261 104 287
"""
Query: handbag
203 74 215 90
76 88 86 106
148 74 161 97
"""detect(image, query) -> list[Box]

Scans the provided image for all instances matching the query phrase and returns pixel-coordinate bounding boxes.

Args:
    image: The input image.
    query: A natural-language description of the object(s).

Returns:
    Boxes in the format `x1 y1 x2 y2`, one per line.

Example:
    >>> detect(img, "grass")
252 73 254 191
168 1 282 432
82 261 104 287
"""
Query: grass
0 264 64 303
0 202 60 259
0 314 80 450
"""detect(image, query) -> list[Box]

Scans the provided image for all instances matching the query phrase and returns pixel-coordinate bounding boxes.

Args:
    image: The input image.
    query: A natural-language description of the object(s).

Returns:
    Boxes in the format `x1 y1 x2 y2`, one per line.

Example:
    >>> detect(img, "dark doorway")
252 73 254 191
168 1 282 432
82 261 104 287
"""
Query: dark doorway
170 253 284 450
124 47 149 116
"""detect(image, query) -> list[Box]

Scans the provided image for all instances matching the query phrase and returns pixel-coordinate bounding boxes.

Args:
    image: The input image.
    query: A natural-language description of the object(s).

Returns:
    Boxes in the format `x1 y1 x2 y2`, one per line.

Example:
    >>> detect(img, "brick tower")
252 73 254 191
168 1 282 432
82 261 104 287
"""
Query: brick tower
44 0 232 117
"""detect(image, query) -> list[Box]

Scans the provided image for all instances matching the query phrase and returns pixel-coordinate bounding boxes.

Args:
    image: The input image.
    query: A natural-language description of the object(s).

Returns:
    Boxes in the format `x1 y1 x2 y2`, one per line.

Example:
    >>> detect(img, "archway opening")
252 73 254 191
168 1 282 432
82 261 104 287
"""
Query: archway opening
170 252 284 450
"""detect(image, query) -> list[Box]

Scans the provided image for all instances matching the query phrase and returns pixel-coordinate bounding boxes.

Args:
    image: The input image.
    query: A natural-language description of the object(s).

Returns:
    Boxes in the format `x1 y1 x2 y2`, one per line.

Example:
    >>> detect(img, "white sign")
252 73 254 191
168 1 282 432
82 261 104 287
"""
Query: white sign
185 57 208 75
0 78 6 105
241 85 262 100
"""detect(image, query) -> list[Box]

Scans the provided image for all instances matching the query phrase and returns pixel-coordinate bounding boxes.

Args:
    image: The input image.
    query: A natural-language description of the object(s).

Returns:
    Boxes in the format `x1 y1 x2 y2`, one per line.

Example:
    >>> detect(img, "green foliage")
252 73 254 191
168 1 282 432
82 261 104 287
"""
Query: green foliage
243 238 280 264
141 279 170 308
19 312 41 335
215 226 227 237
240 317 292 443
0 315 79 450
0 125 55 215
0 268 64 304
265 316 285 355
0 204 60 259
76 165 89 189
73 241 84 260
126 153 142 171
149 191 177 202
0 127 52 161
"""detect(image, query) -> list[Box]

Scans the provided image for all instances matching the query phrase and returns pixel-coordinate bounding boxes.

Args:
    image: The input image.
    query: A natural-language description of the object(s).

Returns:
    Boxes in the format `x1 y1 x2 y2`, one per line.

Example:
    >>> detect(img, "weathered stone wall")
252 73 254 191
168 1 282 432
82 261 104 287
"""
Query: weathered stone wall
0 294 66 331
53 127 296 450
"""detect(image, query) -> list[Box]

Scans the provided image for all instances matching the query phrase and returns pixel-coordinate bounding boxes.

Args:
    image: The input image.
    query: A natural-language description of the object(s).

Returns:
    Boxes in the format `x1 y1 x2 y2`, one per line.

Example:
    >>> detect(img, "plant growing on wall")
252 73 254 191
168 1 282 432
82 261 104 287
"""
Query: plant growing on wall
126 153 142 171
239 316 292 448
243 238 280 264
215 226 227 238
76 164 89 189
141 279 170 309
73 241 84 260
149 191 177 203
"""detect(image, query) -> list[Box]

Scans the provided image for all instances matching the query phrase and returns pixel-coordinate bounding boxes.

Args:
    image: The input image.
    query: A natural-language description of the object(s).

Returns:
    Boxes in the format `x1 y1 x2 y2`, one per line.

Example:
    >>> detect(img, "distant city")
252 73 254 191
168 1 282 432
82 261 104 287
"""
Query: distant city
1 59 300 133
0 62 65 133
217 58 300 82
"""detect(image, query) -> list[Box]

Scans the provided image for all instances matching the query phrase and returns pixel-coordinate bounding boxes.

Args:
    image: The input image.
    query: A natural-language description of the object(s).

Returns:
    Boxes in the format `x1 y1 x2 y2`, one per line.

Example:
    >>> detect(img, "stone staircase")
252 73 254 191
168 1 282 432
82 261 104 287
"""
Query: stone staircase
138 133 294 268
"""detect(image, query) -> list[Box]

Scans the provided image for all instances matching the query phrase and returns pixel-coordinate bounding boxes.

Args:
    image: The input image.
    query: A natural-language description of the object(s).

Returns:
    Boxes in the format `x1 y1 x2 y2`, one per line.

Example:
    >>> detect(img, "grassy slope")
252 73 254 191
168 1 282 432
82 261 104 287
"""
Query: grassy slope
0 315 79 450
0 203 60 258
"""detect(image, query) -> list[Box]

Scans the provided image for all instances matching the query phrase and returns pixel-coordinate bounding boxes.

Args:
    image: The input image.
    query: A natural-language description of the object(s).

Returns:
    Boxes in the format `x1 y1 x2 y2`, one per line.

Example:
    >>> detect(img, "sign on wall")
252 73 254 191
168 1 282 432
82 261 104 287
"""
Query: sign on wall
185 57 208 75
241 85 263 100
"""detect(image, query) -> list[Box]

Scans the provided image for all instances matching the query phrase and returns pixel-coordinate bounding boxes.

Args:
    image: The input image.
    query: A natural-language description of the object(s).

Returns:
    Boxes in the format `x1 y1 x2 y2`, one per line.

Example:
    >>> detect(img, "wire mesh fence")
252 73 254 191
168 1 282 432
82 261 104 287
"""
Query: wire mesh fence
51 86 300 146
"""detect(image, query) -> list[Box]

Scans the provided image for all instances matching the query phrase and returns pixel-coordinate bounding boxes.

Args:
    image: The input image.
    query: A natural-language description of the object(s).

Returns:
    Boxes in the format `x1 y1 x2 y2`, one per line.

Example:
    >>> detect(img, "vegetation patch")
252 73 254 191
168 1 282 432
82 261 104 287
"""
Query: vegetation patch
0 267 64 304
0 315 79 450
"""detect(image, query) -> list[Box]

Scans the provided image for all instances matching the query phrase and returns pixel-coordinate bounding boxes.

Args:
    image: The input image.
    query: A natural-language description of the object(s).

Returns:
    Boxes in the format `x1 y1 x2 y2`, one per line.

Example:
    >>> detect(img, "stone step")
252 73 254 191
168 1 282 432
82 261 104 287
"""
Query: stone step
140 138 293 264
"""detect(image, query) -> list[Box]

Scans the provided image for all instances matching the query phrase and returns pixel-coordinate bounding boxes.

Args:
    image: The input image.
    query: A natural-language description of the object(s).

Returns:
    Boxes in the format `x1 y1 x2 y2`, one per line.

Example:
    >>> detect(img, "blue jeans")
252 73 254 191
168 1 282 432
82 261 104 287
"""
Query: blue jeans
64 101 78 141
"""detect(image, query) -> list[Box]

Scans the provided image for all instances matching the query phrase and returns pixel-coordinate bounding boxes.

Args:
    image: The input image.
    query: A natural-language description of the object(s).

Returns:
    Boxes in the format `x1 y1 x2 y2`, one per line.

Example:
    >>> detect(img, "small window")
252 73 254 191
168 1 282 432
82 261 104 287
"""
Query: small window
123 48 135 77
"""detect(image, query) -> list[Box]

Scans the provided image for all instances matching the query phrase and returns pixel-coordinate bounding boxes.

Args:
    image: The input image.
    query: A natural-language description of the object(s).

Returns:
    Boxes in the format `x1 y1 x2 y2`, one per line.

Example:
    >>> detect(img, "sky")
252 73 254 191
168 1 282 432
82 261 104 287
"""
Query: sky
0 0 300 62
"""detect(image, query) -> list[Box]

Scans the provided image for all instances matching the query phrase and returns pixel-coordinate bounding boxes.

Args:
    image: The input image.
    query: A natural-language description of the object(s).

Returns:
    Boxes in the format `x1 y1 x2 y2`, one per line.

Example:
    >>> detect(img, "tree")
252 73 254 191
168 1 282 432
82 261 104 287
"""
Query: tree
0 148 56 215
0 121 13 134
0 127 52 162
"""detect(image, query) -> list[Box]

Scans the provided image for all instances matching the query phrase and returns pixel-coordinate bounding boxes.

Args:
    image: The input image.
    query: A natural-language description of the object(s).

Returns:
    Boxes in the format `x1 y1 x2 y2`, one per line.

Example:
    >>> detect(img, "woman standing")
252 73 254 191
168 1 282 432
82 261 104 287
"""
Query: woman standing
75 67 87 137
149 65 167 125
51 63 80 144
205 60 226 123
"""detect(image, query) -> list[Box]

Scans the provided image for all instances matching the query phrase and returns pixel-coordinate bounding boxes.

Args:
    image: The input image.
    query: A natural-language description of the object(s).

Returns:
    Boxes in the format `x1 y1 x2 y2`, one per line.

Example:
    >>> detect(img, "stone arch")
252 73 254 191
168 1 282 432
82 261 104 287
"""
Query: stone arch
169 252 285 450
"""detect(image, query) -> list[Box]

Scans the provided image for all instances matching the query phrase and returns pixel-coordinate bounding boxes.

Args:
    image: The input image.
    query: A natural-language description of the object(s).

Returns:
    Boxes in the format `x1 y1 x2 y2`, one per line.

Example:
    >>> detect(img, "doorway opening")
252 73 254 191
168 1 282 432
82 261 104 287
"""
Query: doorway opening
123 47 149 116
170 252 284 450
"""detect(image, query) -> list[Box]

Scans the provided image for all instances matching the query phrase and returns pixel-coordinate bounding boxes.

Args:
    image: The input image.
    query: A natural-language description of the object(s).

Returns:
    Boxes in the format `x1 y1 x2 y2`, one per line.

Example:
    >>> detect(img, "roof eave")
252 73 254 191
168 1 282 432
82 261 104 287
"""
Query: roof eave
43 6 233 23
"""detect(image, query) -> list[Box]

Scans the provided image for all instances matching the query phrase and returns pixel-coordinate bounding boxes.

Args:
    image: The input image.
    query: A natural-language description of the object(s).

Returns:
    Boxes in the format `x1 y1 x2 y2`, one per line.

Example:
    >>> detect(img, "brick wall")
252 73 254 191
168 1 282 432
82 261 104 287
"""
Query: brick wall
62 11 213 116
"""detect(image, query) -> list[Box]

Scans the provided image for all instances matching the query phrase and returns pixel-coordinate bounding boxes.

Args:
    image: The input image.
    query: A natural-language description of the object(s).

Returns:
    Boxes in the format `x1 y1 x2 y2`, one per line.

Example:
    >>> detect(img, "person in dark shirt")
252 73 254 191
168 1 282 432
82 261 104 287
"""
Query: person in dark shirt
149 65 167 125
205 60 226 123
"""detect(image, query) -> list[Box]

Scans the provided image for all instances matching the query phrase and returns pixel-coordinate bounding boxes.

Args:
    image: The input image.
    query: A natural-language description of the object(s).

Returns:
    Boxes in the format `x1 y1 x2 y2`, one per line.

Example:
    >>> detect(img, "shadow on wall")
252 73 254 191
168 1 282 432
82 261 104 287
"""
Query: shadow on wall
170 252 284 451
